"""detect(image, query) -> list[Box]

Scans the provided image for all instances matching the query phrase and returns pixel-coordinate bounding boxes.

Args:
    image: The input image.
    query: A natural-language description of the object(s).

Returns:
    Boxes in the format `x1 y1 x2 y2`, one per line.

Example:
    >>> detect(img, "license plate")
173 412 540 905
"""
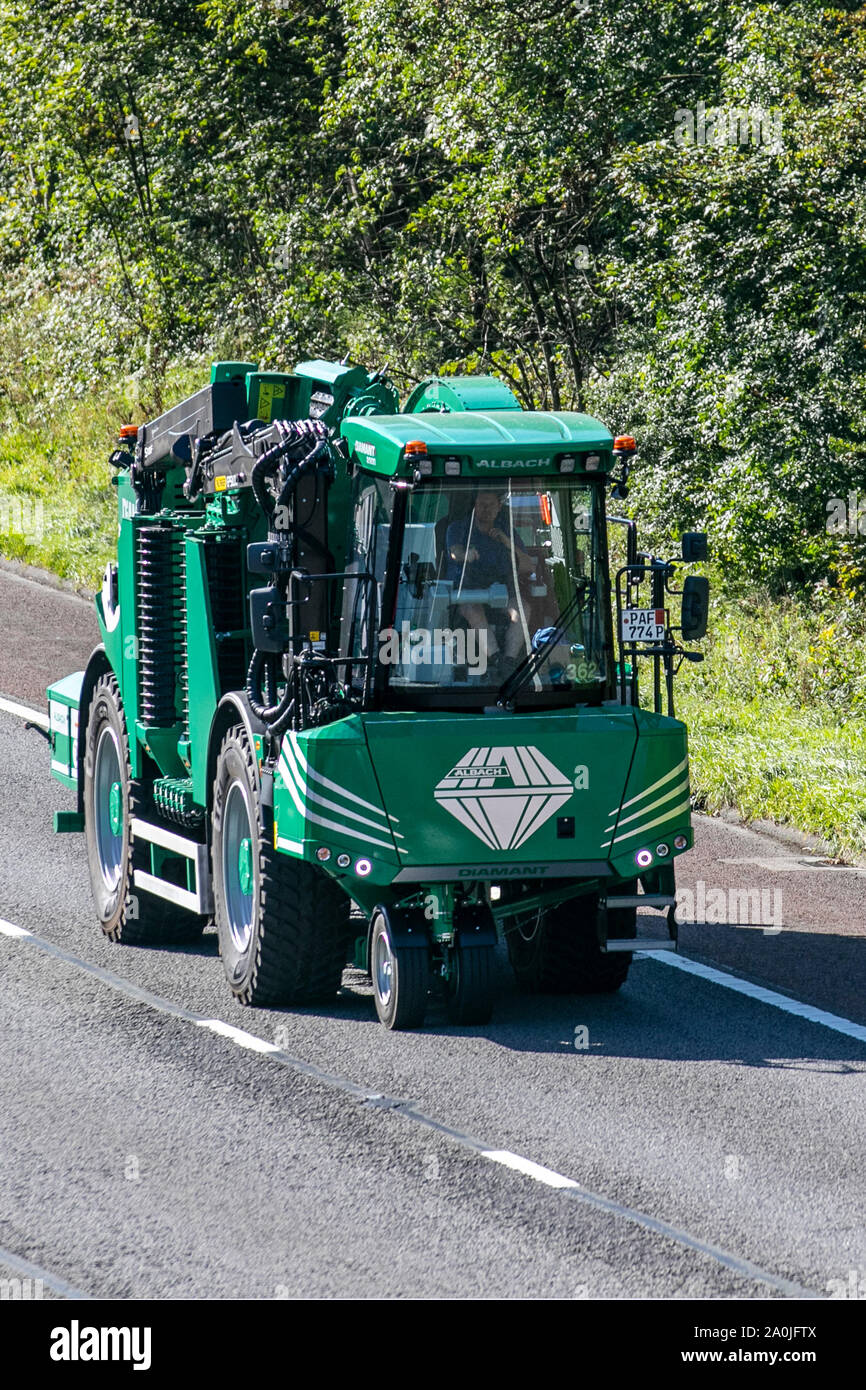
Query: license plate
621 608 666 643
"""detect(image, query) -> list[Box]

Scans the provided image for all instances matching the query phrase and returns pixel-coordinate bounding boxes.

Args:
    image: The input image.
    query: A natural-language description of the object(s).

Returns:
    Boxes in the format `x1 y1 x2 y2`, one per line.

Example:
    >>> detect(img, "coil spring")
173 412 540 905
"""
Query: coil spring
137 523 185 726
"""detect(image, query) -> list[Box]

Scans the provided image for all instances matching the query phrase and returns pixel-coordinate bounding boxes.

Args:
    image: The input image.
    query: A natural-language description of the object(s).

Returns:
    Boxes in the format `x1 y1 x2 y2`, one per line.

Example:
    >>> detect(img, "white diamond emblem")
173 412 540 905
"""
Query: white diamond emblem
434 746 573 851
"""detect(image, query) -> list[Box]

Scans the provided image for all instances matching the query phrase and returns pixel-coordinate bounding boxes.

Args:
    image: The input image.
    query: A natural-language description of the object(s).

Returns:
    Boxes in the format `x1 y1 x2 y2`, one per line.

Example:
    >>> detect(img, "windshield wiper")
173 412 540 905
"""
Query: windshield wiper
496 579 590 708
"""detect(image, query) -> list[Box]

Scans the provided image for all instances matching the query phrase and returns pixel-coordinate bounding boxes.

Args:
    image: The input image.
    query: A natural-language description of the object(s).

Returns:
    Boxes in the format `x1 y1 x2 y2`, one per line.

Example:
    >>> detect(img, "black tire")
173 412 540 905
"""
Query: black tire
369 909 429 1030
506 889 635 995
83 672 205 945
446 942 495 1025
212 724 350 1006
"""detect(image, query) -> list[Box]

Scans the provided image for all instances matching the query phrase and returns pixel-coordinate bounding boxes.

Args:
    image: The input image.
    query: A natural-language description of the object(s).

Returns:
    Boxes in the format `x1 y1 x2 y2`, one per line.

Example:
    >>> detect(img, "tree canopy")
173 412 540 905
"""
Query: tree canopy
1 0 864 586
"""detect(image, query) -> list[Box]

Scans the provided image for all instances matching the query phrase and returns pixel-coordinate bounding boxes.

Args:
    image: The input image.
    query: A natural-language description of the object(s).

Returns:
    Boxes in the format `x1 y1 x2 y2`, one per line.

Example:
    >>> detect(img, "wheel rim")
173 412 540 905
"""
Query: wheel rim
222 781 254 953
92 725 124 891
372 921 394 1009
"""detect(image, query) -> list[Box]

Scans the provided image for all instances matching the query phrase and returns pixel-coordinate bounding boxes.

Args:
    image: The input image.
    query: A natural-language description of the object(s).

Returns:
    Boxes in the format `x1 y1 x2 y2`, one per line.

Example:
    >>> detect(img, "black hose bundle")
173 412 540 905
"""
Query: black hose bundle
246 418 336 739
246 647 293 733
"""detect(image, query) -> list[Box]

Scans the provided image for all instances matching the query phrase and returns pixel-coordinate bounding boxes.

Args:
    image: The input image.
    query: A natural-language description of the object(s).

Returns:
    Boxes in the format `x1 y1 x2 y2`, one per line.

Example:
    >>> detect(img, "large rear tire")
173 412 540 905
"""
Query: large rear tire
506 889 635 995
212 725 350 1006
83 672 205 945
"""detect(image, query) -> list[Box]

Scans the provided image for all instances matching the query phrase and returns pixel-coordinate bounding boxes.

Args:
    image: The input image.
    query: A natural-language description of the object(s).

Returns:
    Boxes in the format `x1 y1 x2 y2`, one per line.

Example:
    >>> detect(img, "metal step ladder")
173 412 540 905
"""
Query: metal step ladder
601 893 678 953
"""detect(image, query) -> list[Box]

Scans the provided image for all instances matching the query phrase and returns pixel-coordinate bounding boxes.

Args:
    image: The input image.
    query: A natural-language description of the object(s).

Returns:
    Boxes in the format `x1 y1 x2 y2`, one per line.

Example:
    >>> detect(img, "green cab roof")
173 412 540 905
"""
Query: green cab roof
340 410 614 477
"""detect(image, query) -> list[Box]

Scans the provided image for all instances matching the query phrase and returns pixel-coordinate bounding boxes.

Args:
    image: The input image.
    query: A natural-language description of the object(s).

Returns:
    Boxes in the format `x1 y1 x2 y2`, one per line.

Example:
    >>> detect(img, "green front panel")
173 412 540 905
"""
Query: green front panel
361 708 638 872
273 704 690 907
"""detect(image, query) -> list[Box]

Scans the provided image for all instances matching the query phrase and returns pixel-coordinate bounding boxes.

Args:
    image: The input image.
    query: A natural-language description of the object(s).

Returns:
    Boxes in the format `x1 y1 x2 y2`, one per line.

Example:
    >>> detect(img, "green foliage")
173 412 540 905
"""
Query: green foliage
2 0 866 845
679 573 866 856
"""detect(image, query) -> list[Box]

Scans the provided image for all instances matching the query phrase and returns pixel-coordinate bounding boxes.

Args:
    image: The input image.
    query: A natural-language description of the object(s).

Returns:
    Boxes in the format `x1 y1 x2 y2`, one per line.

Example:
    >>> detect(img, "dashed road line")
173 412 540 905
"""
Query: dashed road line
1 915 819 1299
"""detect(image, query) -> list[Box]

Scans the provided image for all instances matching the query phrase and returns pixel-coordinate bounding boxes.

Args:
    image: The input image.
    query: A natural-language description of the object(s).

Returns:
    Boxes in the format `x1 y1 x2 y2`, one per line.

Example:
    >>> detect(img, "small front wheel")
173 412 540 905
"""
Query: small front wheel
446 942 495 1025
370 910 429 1030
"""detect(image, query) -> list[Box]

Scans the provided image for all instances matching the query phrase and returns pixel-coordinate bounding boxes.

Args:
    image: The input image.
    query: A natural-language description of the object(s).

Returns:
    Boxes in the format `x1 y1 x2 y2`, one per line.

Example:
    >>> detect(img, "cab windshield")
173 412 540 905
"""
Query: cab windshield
341 474 612 708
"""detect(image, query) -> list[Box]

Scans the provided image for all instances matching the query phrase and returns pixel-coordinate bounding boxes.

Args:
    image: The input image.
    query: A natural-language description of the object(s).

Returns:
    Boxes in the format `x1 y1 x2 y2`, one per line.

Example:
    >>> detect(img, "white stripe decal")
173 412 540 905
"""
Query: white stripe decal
278 756 395 852
611 798 692 845
610 757 688 818
281 742 394 834
611 777 690 832
287 732 388 817
276 836 304 855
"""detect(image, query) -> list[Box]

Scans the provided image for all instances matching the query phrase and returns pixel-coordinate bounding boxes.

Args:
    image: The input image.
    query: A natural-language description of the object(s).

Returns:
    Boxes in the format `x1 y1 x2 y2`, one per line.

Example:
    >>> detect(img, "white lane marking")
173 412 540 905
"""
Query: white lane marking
639 950 866 1044
0 915 821 1297
195 1018 281 1055
0 1244 94 1300
0 695 49 730
482 1150 580 1189
0 918 32 938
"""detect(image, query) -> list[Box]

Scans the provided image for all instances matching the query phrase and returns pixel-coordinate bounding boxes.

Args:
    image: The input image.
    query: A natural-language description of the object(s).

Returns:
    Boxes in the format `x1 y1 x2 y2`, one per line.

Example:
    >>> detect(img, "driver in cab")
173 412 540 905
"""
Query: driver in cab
445 490 534 670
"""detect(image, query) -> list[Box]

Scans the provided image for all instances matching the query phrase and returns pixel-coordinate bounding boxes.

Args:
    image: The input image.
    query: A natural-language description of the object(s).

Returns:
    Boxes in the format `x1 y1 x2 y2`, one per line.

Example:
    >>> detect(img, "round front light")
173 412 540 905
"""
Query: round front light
356 858 373 877
635 848 653 868
673 834 688 850
655 842 670 858
316 847 331 862
337 853 351 868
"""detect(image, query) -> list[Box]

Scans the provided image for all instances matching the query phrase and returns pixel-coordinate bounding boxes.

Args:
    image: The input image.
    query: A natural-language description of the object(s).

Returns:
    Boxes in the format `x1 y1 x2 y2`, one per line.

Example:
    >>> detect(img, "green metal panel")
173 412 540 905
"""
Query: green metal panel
47 670 84 788
340 410 614 478
245 371 310 423
134 721 186 778
403 375 521 414
271 704 691 913
361 707 637 871
273 717 400 911
185 533 223 806
118 510 142 778
606 711 691 880
294 359 369 389
211 361 258 384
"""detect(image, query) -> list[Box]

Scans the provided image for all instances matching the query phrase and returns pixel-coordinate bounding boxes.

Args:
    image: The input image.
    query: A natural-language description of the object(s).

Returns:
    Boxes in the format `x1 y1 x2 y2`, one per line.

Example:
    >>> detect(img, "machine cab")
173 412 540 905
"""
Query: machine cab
337 410 618 710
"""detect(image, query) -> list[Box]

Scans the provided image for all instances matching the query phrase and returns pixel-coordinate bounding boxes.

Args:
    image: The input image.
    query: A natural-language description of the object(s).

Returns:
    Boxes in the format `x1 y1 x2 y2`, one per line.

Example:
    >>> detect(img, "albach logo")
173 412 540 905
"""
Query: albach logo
434 745 573 851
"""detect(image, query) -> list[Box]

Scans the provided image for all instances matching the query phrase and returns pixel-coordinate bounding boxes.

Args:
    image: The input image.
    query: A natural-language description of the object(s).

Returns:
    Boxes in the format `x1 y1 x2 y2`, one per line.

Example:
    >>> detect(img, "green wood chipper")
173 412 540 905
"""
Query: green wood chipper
47 359 709 1028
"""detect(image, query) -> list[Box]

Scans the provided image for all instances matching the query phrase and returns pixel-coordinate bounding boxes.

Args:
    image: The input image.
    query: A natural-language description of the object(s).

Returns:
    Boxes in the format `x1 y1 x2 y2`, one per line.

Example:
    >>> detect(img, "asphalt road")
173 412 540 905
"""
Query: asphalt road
0 566 863 1300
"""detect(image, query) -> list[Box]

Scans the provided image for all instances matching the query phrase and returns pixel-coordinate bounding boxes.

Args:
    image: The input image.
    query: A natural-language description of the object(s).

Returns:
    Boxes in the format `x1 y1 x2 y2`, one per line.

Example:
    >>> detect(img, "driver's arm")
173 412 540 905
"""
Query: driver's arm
490 527 534 577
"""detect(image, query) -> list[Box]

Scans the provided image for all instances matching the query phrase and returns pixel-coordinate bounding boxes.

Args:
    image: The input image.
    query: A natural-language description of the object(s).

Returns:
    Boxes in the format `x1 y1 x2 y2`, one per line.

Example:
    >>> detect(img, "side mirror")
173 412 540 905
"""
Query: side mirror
249 586 288 652
681 531 708 563
681 575 709 641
